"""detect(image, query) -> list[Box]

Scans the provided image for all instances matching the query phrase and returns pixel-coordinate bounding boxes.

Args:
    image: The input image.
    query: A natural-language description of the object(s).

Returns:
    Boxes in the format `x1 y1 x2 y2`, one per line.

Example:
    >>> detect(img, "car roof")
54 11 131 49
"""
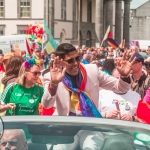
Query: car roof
1 116 150 132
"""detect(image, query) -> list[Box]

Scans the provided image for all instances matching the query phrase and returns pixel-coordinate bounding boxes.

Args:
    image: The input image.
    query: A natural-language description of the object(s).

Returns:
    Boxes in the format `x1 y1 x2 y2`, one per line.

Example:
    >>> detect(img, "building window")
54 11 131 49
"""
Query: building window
86 31 92 47
60 29 66 43
20 0 30 18
0 0 4 18
61 0 66 20
17 25 28 34
0 25 5 35
87 0 92 22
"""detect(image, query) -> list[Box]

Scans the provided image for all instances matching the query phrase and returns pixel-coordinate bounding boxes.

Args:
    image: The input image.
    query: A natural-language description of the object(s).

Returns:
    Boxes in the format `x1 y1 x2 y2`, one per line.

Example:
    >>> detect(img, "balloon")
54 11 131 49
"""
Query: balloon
38 27 44 35
37 38 42 43
37 42 42 46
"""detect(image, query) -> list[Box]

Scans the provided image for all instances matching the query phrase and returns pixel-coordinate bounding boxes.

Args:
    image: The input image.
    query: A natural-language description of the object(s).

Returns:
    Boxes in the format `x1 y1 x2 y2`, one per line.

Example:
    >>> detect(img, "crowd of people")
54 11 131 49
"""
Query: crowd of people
1 43 150 149
0 44 150 122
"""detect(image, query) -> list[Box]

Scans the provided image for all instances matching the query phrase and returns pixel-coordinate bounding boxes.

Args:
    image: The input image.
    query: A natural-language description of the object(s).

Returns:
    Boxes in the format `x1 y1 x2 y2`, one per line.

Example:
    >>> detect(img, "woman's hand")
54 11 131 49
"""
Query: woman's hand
6 103 16 110
116 51 136 77
50 56 66 84
106 109 120 118
121 114 132 121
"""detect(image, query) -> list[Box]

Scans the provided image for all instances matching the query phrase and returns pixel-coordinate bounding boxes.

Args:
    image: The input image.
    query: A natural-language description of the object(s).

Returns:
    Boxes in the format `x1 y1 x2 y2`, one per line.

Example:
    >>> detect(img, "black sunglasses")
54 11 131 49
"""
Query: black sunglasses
63 55 81 64
144 62 150 69
30 71 41 76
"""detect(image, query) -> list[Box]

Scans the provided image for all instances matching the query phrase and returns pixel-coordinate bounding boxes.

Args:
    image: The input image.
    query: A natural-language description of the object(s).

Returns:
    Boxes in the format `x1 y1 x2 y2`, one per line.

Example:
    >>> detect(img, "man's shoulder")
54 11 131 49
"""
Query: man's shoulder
42 68 50 76
41 69 50 79
84 64 99 78
84 64 98 71
128 89 140 97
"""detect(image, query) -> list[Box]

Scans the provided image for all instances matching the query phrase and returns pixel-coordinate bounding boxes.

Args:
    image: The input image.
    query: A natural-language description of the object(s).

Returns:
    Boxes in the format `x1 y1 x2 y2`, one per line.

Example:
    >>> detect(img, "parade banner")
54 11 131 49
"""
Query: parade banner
130 40 150 49
0 34 30 55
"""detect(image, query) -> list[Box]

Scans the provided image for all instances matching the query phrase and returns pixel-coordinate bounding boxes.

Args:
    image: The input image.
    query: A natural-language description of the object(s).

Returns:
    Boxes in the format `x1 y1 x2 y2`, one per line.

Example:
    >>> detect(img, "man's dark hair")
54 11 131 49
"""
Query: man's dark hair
98 54 106 59
102 59 115 75
56 43 77 59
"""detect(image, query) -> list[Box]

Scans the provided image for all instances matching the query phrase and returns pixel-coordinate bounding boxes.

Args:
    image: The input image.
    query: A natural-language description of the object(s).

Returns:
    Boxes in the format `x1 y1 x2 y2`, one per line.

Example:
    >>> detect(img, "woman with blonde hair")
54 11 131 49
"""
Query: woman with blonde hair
0 59 44 115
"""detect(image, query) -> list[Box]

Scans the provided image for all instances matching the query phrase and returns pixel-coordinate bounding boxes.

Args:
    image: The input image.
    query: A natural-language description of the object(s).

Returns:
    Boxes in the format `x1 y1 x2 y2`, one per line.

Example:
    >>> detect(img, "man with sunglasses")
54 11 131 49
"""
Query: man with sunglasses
130 53 150 98
41 43 135 150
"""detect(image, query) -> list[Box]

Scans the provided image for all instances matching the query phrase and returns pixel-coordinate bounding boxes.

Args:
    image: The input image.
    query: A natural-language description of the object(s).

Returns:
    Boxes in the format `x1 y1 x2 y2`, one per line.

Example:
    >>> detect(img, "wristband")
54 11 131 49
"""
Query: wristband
105 112 108 118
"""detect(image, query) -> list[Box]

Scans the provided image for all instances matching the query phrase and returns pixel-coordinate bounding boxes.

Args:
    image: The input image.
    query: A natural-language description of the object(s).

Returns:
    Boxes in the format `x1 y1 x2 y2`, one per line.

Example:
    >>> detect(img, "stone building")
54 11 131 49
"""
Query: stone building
46 0 131 47
0 0 44 35
130 0 150 41
0 0 134 47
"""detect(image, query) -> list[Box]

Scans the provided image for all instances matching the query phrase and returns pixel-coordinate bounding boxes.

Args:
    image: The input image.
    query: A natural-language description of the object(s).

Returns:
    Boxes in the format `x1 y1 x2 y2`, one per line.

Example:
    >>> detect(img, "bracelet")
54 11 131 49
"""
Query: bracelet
105 112 108 118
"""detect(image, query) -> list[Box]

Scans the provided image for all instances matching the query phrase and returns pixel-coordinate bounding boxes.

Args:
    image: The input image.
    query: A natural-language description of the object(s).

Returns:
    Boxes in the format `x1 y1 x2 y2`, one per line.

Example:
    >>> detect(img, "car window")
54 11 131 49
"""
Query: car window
1 120 150 150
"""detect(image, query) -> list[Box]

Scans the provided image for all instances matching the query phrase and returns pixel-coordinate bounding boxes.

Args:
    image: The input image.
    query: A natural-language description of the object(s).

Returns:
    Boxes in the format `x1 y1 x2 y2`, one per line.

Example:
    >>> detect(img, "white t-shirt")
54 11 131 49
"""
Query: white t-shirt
99 89 141 119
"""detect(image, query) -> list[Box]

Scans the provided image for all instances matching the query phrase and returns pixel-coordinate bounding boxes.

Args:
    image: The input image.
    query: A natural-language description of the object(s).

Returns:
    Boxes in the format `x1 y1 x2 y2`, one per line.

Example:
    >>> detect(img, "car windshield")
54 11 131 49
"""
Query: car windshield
1 116 150 150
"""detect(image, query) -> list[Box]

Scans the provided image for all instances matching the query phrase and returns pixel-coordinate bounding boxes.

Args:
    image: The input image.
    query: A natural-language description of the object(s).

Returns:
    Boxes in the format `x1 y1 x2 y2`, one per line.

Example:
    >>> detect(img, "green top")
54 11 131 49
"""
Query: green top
0 83 44 116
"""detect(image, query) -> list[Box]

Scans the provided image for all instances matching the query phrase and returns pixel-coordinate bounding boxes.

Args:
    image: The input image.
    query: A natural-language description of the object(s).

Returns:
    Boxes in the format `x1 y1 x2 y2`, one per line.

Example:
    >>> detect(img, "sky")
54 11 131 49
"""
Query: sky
122 0 149 9
130 0 149 9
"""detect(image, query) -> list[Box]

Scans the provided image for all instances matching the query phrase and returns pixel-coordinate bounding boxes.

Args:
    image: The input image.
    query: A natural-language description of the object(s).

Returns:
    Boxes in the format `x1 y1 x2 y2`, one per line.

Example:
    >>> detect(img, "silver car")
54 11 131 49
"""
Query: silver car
0 116 150 150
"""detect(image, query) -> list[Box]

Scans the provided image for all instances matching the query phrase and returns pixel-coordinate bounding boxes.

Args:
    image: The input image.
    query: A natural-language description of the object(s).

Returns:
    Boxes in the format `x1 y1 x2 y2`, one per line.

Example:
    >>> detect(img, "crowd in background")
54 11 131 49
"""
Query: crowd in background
0 44 150 124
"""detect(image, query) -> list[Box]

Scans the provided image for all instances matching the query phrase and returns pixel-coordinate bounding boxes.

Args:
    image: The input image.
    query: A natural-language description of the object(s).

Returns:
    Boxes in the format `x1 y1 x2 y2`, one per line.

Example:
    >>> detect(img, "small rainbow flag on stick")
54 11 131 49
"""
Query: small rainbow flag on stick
119 39 125 49
106 38 119 49
32 51 40 59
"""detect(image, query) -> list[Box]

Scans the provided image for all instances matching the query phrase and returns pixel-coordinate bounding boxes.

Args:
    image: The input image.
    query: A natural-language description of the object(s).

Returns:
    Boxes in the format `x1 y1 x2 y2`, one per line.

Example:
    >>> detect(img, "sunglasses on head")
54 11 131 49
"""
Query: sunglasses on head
63 55 81 64
30 71 41 76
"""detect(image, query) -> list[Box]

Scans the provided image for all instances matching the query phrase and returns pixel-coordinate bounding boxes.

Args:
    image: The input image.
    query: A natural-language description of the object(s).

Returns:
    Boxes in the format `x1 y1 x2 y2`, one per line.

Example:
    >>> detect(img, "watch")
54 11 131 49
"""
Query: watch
132 116 135 121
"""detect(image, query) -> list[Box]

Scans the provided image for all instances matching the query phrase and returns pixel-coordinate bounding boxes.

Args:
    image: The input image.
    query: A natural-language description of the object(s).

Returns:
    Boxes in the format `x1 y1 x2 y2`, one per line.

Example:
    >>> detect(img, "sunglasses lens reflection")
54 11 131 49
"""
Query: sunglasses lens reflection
67 56 81 64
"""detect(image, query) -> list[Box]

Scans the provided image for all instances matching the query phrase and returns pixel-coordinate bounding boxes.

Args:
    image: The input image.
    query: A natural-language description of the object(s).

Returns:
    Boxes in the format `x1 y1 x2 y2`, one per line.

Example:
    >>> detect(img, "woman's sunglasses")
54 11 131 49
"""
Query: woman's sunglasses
63 55 81 64
144 62 150 70
30 71 41 76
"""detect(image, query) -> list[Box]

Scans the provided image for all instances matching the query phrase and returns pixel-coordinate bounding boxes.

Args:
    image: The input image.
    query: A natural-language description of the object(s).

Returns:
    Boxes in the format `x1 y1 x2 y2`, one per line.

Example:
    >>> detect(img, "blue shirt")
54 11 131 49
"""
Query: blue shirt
81 58 89 64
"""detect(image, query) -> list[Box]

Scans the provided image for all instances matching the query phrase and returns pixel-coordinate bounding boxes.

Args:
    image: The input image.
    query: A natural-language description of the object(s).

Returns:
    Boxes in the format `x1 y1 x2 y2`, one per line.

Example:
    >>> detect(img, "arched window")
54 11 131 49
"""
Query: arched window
61 0 66 20
87 0 92 22
86 31 92 47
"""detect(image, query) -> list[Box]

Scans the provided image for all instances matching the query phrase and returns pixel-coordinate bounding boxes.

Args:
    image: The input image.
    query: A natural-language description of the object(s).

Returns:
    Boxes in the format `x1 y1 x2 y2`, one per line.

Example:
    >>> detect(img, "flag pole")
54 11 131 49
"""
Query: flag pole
77 0 81 47
100 25 110 47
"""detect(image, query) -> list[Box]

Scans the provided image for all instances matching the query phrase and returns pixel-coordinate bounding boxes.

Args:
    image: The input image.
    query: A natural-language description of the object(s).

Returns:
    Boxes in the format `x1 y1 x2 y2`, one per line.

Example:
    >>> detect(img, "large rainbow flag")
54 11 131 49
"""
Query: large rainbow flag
43 21 58 54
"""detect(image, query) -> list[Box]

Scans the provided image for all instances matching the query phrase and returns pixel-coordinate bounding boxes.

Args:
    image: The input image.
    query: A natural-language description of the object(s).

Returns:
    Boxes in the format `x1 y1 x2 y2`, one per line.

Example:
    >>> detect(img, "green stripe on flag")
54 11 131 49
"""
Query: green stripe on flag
44 21 58 54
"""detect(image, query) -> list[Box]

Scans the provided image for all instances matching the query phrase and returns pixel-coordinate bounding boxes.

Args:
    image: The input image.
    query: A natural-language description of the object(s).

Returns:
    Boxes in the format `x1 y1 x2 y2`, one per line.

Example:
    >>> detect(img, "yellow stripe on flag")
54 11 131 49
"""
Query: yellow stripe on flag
46 42 55 54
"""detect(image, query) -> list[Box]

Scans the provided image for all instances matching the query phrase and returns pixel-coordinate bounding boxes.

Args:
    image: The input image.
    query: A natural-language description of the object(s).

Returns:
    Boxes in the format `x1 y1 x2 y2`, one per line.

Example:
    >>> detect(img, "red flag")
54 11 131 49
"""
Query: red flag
108 31 113 38
10 42 15 53
26 39 32 56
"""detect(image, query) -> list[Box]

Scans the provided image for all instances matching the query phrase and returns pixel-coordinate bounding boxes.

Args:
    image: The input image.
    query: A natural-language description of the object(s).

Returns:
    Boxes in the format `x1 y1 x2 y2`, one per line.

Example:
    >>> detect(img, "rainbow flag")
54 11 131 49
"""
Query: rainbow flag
106 38 119 49
43 21 58 54
32 51 40 59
